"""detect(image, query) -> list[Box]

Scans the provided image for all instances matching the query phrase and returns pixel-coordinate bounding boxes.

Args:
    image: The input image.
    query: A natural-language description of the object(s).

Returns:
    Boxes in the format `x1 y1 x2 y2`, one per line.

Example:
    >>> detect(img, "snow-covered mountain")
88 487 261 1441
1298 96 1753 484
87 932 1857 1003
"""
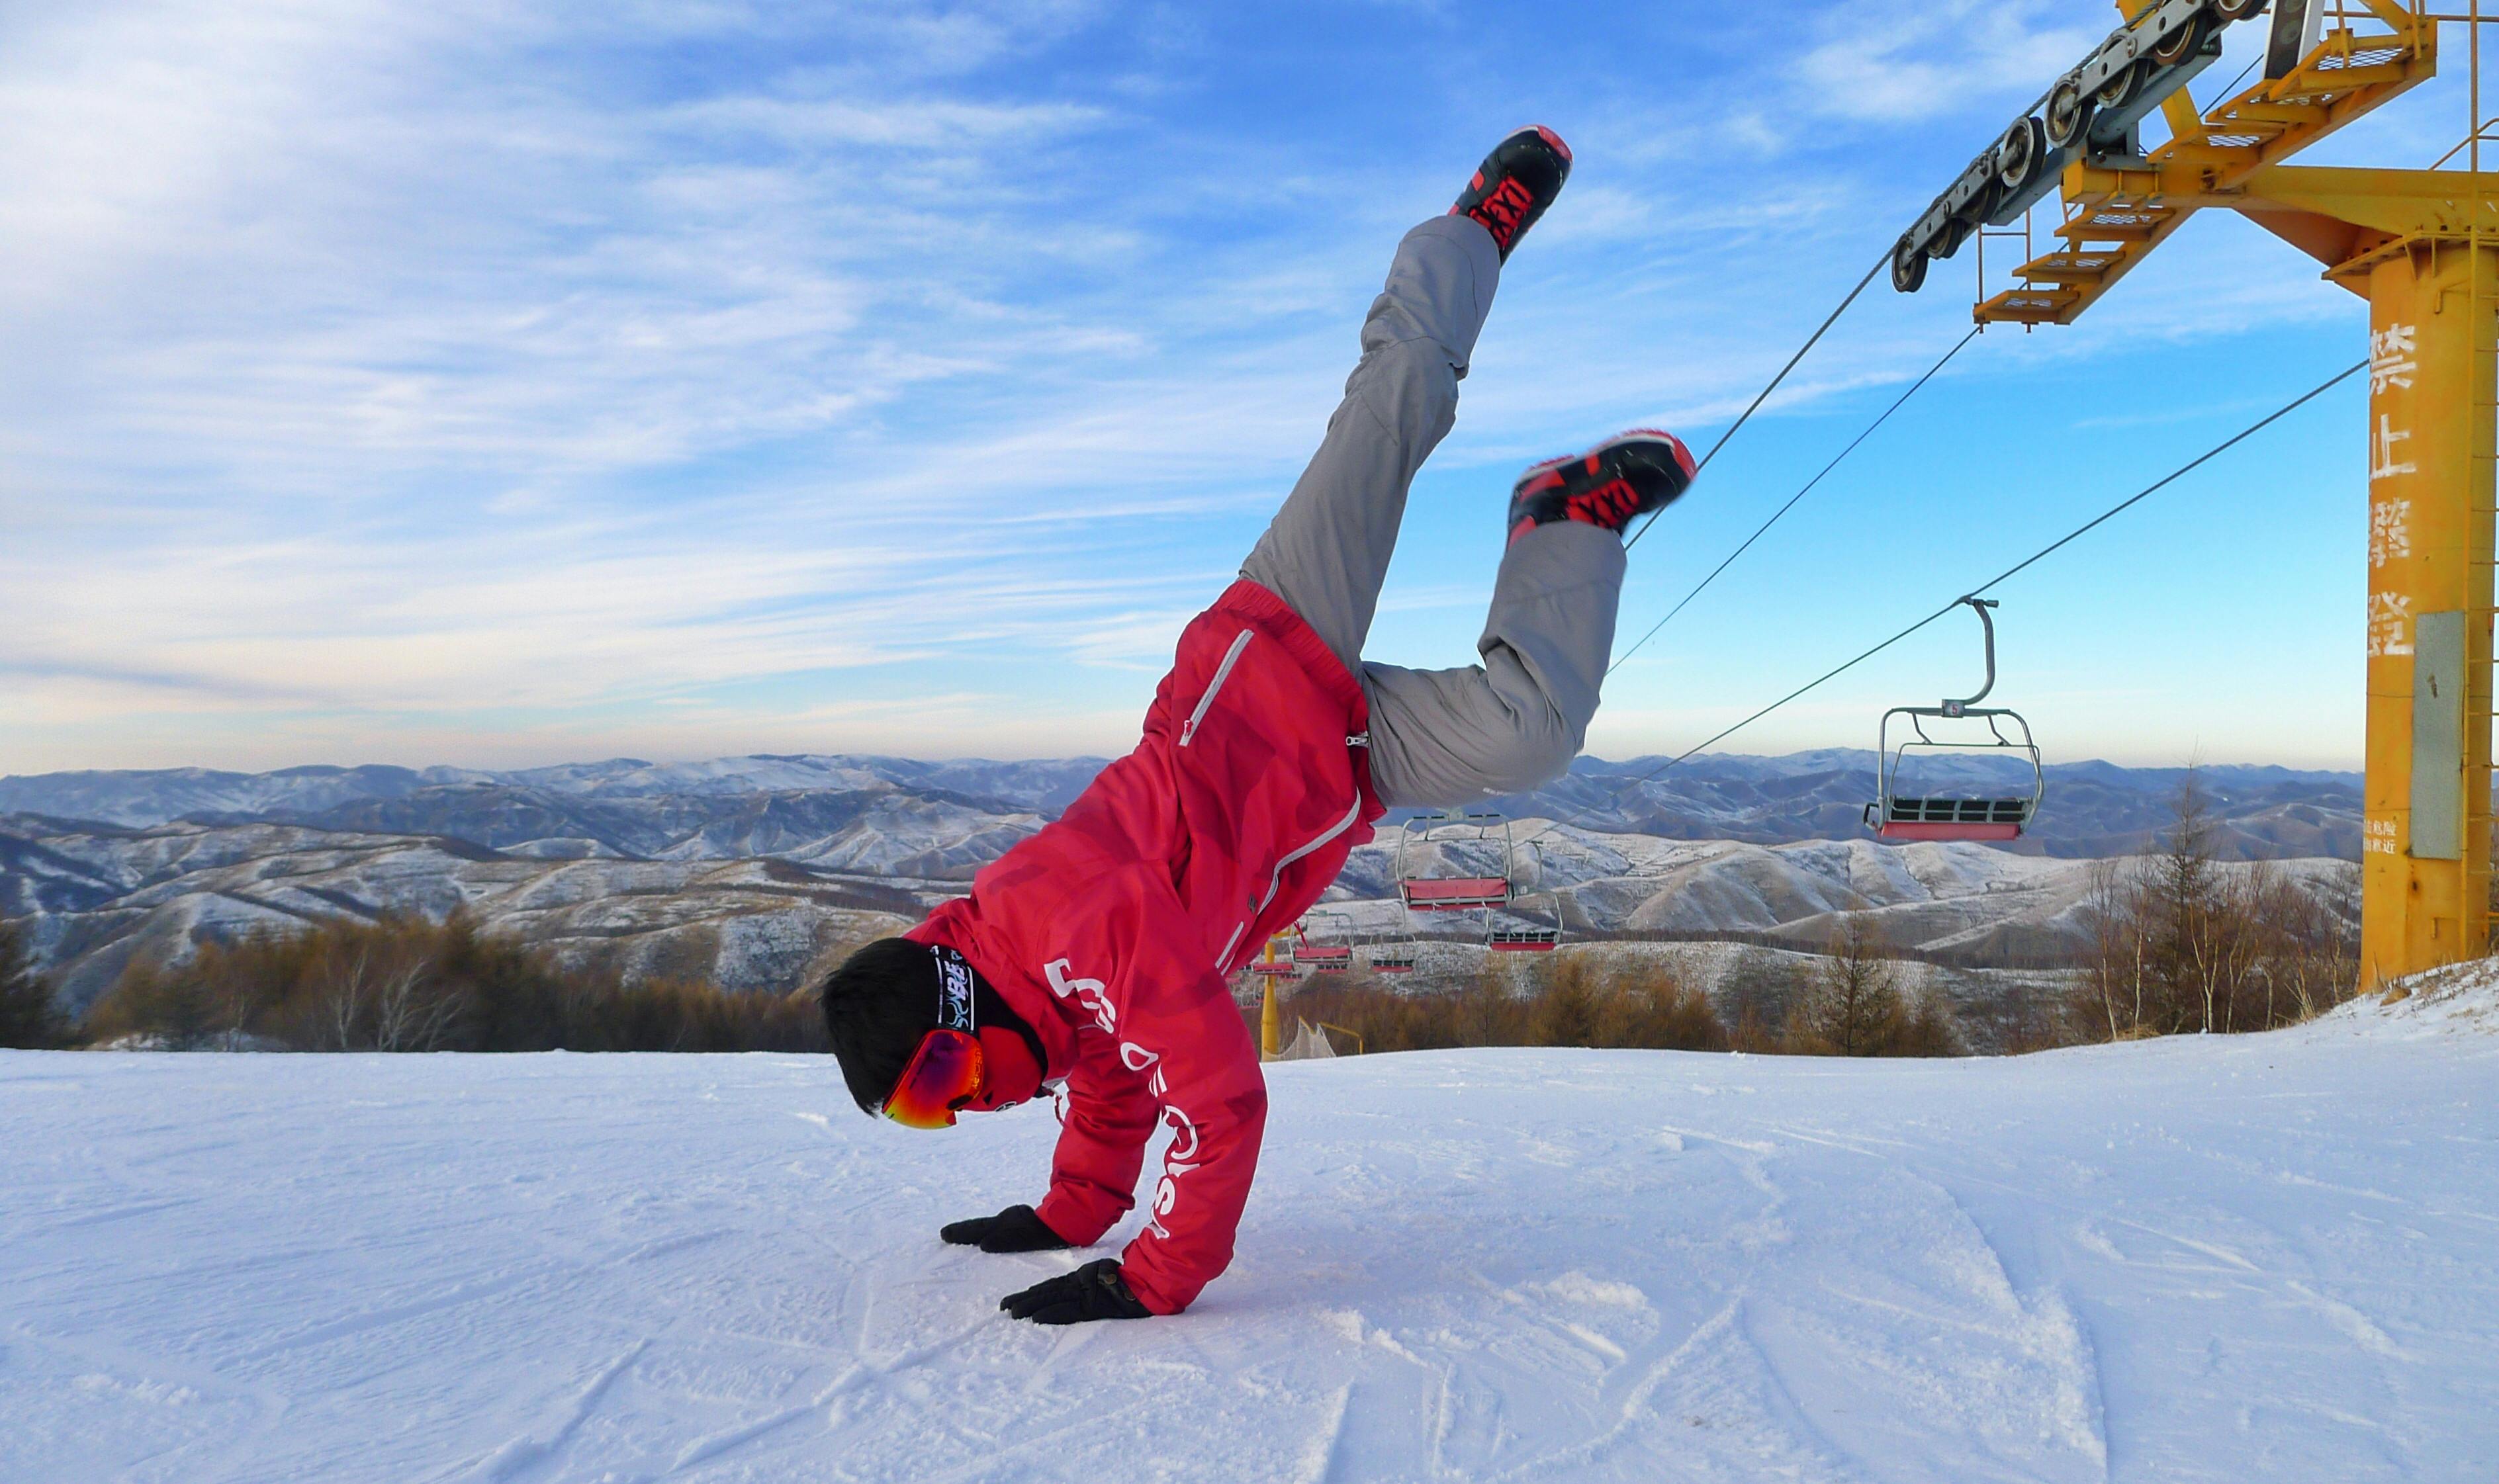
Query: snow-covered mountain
3 806 2357 1055
0 756 1107 832
4 970 2489 1483
0 752 2359 859
1478 751 2359 859
0 752 2362 1044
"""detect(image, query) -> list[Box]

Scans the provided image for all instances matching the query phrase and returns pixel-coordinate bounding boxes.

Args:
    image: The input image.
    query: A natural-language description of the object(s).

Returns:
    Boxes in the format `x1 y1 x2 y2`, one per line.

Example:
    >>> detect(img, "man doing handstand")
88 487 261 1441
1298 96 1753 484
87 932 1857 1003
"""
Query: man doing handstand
819 128 1694 1324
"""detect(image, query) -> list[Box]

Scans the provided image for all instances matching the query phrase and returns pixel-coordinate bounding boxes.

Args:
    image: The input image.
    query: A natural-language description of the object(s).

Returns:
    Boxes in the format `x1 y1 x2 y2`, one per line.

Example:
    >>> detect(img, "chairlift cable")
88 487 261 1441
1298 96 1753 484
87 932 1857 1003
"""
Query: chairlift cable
1609 325 1983 677
1623 251 1891 554
1516 357 2367 850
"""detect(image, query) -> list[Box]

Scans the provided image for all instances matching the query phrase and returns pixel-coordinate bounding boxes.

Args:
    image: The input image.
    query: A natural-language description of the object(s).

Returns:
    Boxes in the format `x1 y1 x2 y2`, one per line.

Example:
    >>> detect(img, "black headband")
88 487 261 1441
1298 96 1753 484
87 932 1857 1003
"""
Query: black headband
930 943 977 1034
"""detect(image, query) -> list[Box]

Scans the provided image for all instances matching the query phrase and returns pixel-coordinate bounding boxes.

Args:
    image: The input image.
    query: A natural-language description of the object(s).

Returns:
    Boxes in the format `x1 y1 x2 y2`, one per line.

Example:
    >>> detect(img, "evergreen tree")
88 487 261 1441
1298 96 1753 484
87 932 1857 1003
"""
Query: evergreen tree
1801 914 1906 1056
0 920 69 1049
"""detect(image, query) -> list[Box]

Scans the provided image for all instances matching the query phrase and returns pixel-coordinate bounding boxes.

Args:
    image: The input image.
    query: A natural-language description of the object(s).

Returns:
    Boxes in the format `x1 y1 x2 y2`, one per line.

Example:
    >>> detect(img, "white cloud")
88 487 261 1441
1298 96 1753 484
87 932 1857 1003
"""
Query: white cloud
1790 0 2101 124
0 1 2379 774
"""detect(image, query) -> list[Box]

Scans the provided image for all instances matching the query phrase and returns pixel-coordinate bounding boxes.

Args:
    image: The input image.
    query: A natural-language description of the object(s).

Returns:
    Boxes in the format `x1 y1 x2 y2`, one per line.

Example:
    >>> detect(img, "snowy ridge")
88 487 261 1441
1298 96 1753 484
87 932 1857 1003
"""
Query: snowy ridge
0 756 1106 830
3 996 2490 1481
3 811 2357 1041
0 751 2360 859
4 818 920 1010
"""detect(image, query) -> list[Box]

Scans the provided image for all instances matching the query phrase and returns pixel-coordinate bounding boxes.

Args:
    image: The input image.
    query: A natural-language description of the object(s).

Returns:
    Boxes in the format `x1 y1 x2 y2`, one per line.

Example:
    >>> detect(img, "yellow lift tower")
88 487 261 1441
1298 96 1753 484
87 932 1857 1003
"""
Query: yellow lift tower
1244 934 1292 1058
1892 0 2498 987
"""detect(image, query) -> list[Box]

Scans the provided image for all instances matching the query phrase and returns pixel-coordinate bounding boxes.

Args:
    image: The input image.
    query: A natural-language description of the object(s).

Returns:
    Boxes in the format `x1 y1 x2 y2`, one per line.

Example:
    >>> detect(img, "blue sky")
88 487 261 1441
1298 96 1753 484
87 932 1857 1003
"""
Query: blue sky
0 1 2469 776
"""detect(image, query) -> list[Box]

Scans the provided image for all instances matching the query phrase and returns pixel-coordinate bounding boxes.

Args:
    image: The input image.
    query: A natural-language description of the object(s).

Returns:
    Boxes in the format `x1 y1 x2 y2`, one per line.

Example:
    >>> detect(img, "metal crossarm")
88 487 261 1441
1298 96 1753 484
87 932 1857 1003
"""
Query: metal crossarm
1979 3 2435 326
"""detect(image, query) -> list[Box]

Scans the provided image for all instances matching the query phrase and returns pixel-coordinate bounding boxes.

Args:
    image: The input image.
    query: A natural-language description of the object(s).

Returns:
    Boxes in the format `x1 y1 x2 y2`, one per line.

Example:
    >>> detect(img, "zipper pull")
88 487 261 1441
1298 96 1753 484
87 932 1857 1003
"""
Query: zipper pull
1347 731 1371 748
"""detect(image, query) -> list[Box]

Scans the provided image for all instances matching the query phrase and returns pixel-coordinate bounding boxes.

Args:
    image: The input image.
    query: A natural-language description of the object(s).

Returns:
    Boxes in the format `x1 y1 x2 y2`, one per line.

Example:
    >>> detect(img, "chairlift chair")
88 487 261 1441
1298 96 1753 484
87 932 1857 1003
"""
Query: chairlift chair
1486 840 1567 951
1484 890 1563 953
1486 926 1562 952
1366 941 1419 975
1247 933 1297 977
1395 810 1523 912
1290 910 1355 973
1864 597 2044 843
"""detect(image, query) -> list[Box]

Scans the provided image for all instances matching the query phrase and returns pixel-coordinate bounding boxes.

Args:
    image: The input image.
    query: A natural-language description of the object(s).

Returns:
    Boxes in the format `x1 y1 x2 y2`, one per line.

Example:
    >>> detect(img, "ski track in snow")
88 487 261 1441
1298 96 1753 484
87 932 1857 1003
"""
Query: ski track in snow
2 1012 2495 1483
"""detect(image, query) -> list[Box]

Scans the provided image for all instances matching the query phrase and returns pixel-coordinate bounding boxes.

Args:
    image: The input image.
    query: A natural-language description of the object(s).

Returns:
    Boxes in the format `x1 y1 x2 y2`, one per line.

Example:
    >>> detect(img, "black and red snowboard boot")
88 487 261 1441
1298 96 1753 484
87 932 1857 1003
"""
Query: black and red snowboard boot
1450 126 1572 261
1507 430 1698 546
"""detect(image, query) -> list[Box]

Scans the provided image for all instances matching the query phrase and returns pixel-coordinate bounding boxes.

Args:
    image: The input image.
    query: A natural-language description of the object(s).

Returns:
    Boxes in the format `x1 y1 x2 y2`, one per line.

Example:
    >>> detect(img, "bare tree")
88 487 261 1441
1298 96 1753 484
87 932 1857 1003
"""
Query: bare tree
326 945 373 1051
371 957 461 1052
2154 769 2225 1032
2069 769 2361 1037
2078 857 2140 1041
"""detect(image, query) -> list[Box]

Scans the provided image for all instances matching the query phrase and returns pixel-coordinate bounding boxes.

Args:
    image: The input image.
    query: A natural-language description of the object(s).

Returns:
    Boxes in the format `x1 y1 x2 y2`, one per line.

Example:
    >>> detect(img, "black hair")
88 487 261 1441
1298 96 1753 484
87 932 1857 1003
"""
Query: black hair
818 937 1045 1115
820 938 942 1114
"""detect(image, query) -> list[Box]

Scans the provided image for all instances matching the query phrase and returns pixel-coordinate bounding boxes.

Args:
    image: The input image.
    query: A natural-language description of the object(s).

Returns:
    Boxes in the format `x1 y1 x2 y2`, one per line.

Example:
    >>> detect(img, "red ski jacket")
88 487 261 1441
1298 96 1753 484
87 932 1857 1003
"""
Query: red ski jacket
907 579 1381 1314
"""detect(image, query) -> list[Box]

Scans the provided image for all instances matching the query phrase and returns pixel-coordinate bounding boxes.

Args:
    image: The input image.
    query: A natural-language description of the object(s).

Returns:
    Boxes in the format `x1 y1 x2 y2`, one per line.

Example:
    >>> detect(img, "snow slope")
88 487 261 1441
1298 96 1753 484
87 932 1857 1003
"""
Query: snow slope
3 1003 2491 1481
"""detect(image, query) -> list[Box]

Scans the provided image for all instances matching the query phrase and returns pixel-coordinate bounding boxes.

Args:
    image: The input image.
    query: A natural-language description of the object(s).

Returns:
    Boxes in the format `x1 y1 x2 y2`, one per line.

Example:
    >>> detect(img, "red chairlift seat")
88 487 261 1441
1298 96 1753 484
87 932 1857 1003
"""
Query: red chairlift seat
1399 876 1514 911
1871 796 2031 841
1395 810 1526 912
1484 887 1565 953
1486 927 1561 953
1864 598 2044 846
1291 911 1356 972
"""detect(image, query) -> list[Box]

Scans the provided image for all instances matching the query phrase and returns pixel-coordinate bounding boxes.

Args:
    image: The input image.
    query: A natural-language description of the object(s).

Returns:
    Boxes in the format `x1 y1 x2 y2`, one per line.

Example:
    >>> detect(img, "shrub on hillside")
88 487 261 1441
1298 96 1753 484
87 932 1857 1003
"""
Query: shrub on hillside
1275 950 1727 1055
83 915 827 1053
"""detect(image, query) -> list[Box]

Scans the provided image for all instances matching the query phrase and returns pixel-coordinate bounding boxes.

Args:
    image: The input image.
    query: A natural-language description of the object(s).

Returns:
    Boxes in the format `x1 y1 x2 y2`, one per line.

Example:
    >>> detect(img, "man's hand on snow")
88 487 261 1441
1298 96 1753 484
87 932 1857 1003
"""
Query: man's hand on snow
1000 1259 1152 1325
941 1204 1073 1254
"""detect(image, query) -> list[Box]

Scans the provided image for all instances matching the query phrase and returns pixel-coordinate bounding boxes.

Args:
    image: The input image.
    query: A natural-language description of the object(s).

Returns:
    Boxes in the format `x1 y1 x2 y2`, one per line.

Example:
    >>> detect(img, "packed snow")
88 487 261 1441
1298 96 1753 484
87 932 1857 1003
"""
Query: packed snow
3 977 2492 1482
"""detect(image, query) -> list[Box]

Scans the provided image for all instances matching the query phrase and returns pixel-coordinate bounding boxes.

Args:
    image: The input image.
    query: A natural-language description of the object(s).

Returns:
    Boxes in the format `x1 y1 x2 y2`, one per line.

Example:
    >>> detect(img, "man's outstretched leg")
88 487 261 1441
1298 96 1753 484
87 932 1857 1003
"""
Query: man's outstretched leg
1240 126 1571 675
1363 432 1696 805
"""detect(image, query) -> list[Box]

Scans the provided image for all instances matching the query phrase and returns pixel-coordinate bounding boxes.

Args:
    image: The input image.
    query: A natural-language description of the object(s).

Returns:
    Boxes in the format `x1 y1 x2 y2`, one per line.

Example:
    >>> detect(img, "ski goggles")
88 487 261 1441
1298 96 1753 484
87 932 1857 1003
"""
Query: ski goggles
881 943 986 1130
881 1027 985 1130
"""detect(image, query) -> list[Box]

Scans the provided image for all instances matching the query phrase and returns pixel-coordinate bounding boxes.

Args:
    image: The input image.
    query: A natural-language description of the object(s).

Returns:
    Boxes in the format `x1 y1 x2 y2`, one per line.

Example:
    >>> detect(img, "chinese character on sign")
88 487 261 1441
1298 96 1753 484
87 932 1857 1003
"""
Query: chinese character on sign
2370 322 2418 394
2367 591 2413 657
2372 414 2417 483
2364 817 2399 855
2370 498 2412 568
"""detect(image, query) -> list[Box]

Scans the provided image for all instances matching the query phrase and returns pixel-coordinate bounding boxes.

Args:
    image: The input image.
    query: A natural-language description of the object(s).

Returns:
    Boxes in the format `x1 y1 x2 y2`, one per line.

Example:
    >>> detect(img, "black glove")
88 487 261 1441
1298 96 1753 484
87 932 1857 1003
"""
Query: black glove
1000 1258 1153 1325
940 1203 1073 1253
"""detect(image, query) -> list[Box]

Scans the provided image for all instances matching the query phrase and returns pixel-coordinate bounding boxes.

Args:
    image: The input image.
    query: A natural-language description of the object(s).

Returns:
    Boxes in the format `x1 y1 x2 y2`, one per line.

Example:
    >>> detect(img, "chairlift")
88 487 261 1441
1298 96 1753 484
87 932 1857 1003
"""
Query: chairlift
1864 597 2044 843
1486 898 1563 953
1486 870 1563 953
1395 810 1523 912
1366 940 1418 975
1246 932 1297 977
1291 910 1355 973
1486 842 1570 951
1486 930 1562 953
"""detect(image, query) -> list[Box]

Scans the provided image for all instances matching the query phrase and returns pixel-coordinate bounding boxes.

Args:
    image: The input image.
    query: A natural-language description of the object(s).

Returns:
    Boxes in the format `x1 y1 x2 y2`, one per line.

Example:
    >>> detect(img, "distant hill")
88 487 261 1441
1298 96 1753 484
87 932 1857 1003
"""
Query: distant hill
0 752 2363 1028
0 750 2359 862
1476 752 2360 861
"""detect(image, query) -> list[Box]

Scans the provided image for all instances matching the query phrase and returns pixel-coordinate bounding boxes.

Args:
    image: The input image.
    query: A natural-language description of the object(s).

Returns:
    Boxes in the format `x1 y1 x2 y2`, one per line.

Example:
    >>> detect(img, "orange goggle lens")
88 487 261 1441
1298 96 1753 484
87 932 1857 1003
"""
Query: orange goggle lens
882 1028 985 1129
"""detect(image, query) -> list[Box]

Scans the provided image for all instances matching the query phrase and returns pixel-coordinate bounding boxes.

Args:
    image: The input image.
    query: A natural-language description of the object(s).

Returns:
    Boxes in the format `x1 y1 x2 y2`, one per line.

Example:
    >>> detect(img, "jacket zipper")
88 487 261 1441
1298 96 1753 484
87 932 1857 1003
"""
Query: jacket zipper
1216 790 1367 970
1256 792 1365 916
1177 629 1253 748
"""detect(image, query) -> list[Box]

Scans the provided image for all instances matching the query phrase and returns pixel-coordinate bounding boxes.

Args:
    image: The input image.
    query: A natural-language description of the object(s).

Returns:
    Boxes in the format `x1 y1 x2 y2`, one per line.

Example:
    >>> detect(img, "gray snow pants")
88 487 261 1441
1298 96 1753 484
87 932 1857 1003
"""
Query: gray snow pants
1240 214 1626 808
